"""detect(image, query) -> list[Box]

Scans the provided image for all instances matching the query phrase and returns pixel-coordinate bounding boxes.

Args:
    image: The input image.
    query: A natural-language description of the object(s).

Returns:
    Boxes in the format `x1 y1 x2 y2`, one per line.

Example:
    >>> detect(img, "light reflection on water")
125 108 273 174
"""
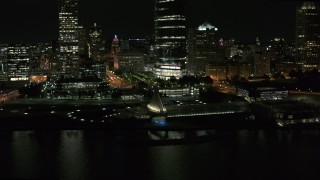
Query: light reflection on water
1 130 320 179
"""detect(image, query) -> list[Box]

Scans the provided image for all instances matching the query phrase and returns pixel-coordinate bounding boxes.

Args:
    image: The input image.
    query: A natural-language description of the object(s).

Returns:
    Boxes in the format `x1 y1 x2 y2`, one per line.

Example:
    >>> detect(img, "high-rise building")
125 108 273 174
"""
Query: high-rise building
6 45 30 81
187 22 218 75
154 0 187 79
59 0 80 76
78 25 89 60
295 1 320 70
111 35 121 70
89 23 106 61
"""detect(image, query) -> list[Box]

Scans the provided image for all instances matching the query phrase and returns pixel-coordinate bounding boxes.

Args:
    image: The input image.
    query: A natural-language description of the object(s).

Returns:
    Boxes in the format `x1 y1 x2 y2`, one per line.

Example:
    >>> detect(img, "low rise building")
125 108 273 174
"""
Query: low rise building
115 52 145 72
237 86 288 102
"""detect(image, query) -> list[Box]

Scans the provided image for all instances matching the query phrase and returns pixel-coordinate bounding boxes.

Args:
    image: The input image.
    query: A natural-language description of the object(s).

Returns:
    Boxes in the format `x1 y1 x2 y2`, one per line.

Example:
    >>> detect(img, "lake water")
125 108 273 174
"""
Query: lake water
1 130 320 180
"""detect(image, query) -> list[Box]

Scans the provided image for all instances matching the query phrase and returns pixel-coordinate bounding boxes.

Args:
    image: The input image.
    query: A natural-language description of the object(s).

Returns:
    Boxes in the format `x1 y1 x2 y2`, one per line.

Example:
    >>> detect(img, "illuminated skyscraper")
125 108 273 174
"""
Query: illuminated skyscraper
111 35 121 70
6 45 30 81
59 0 80 76
154 0 187 79
188 22 218 75
89 23 106 61
296 2 320 70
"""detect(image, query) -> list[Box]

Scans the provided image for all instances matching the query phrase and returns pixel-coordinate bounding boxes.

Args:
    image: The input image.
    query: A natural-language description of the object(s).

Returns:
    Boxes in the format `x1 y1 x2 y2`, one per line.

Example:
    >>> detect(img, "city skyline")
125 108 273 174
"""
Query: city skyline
0 0 318 43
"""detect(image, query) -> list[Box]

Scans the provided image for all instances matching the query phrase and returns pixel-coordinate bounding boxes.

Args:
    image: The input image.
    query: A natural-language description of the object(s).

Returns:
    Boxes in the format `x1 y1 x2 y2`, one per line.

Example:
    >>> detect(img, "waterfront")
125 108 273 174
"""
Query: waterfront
1 130 320 179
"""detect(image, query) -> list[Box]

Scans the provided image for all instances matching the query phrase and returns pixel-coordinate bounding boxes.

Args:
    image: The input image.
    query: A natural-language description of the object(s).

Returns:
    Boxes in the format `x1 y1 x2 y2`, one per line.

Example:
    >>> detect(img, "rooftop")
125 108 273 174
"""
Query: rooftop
197 22 218 31
302 2 316 10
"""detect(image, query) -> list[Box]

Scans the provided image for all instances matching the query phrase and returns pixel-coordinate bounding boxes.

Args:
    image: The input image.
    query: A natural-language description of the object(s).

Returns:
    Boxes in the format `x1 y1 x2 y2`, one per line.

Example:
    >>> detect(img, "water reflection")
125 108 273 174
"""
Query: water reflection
58 131 87 180
1 130 320 179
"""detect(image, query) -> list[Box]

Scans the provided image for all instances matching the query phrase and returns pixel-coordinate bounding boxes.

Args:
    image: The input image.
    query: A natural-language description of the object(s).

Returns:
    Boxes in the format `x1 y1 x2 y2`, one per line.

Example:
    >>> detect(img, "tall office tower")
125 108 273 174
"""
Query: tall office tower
187 22 218 75
296 1 320 70
78 26 89 60
154 0 187 79
59 0 80 76
89 23 106 61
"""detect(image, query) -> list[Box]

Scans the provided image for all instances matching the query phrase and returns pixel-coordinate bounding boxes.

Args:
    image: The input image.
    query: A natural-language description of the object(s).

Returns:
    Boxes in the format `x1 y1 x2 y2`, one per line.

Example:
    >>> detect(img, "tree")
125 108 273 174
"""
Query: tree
155 78 166 88
169 76 177 84
296 69 304 80
288 69 297 79
202 76 213 85
111 88 123 99
273 71 282 79
199 87 226 103
19 83 43 97
263 74 270 81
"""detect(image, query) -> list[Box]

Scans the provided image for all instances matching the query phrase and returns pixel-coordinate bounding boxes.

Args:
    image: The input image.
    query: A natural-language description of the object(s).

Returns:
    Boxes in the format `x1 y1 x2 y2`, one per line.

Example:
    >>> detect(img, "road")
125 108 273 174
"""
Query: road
106 71 132 89
213 80 237 94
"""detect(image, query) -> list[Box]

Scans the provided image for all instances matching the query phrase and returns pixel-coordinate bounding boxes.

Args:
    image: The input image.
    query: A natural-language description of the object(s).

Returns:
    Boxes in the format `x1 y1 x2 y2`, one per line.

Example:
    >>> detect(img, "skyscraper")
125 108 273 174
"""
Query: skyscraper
154 0 187 79
296 1 320 70
89 23 106 61
59 0 80 76
187 22 218 75
6 45 30 81
111 35 121 70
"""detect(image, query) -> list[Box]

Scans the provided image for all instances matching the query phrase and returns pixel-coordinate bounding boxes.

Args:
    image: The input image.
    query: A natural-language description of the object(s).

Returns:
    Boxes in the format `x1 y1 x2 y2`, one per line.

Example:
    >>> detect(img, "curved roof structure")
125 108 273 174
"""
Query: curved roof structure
302 2 316 10
198 22 218 31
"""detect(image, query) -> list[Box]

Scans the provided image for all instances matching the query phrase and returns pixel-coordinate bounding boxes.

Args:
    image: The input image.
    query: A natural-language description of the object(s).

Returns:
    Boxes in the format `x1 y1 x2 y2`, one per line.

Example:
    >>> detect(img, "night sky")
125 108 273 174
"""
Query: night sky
0 0 316 43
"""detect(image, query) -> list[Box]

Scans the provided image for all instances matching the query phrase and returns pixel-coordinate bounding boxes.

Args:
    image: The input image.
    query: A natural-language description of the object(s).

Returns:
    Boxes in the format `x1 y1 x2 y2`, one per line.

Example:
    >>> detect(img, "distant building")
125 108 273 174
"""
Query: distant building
232 43 272 78
227 62 252 79
296 2 320 70
121 39 148 53
0 45 7 81
116 52 145 72
28 43 55 83
111 35 121 70
154 0 187 78
78 26 89 60
89 23 106 61
79 60 107 81
153 62 183 80
252 52 271 76
51 77 102 100
275 62 303 74
206 64 227 81
6 45 30 81
59 0 80 76
188 22 219 75
92 62 107 80
237 86 288 102
268 38 295 73
28 43 53 71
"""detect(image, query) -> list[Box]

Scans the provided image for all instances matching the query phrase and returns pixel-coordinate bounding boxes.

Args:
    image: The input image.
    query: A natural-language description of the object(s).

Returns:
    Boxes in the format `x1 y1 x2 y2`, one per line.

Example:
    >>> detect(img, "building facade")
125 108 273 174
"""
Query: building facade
188 22 218 75
6 45 30 81
0 45 7 81
111 35 121 70
296 2 320 70
59 0 80 76
154 0 187 78
116 52 145 72
89 23 106 61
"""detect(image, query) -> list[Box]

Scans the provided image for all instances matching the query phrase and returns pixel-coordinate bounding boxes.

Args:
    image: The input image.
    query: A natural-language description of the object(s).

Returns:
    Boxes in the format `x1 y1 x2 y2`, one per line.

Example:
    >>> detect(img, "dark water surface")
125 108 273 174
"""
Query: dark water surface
1 130 320 180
